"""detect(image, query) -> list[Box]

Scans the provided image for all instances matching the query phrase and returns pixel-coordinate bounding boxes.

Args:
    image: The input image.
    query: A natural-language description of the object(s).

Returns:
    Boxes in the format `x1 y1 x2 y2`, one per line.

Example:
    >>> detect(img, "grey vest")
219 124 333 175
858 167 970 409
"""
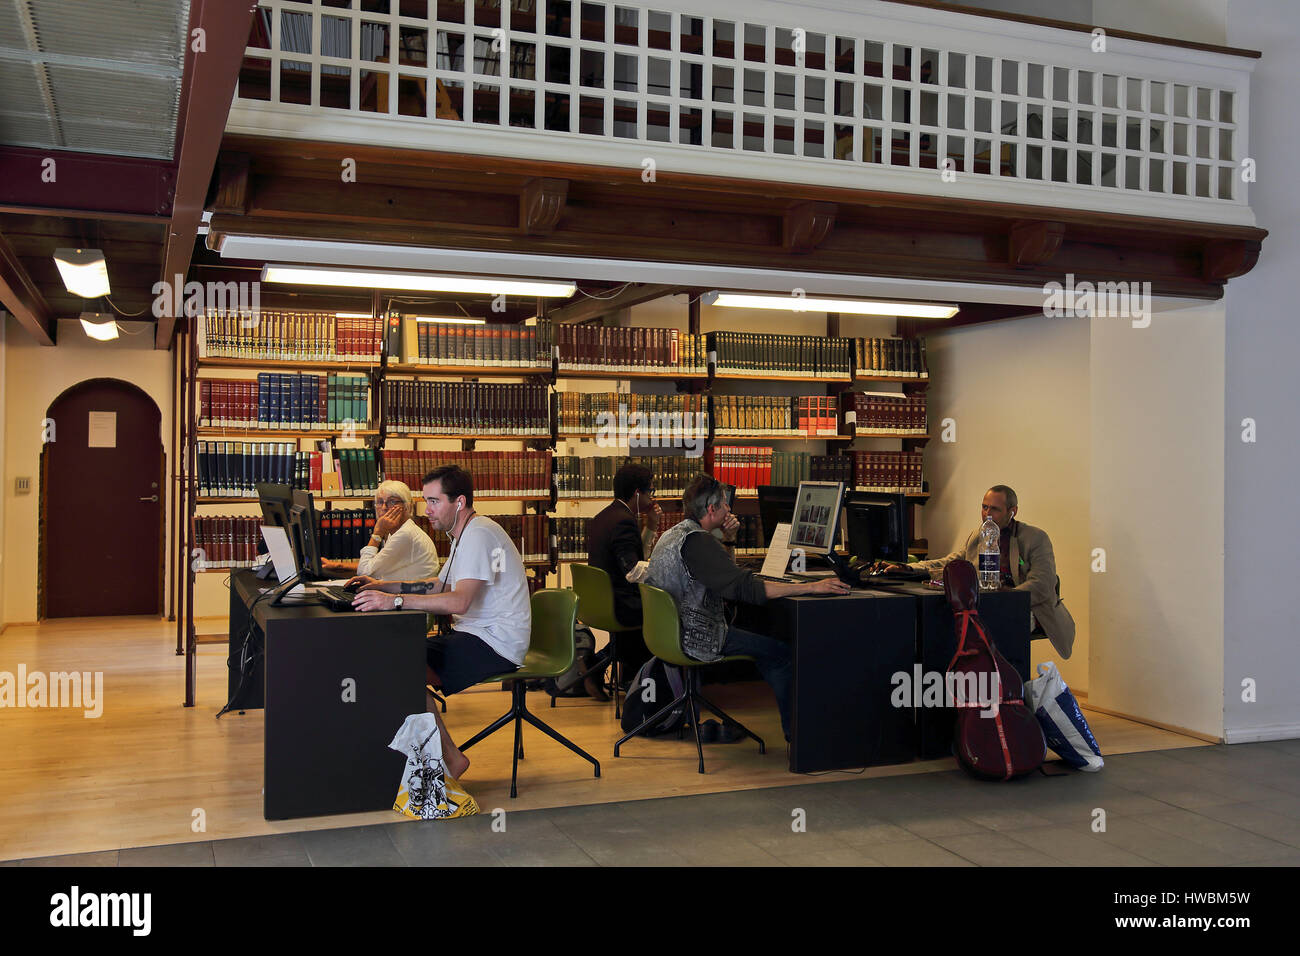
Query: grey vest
646 518 728 662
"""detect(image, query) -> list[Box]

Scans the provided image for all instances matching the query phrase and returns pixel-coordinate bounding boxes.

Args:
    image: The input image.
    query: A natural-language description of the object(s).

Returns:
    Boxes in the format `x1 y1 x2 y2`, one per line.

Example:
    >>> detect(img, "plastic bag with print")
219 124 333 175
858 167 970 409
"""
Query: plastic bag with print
389 713 480 820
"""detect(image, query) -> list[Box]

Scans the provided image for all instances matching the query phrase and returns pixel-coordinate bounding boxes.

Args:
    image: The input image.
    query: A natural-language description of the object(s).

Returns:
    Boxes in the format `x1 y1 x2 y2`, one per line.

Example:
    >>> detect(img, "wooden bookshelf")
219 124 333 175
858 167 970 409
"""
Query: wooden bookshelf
854 373 929 385
386 362 550 378
389 432 551 441
712 372 853 383
714 433 853 441
198 357 380 372
849 432 931 441
196 428 379 439
555 367 707 381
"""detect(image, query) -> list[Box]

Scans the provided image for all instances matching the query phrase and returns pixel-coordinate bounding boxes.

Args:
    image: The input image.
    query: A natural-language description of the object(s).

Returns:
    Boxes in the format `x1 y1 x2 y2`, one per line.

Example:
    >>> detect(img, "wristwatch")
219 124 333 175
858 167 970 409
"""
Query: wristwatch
393 595 404 610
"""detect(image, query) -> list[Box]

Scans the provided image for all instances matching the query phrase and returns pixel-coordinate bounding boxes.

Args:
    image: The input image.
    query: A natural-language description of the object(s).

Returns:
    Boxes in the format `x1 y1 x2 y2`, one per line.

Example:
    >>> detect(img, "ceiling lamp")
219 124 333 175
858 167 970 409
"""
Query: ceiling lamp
262 264 575 298
54 248 111 298
707 292 958 319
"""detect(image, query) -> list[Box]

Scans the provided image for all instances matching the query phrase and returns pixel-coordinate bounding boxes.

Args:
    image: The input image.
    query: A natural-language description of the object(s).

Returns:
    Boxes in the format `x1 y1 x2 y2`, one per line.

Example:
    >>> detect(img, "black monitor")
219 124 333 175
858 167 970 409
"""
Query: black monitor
289 490 325 580
843 492 907 563
756 485 797 548
257 482 293 532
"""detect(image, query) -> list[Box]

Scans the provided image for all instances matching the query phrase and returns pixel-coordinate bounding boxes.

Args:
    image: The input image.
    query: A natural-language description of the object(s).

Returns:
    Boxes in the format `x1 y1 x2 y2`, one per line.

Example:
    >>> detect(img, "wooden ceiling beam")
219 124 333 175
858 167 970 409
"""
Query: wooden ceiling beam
547 284 684 324
0 230 54 345
155 0 258 350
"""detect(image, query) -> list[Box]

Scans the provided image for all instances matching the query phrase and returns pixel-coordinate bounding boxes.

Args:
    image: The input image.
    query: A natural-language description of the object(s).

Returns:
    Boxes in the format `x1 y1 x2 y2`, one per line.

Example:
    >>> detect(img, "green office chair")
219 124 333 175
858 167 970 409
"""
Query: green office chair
568 563 639 717
613 583 765 774
457 588 601 798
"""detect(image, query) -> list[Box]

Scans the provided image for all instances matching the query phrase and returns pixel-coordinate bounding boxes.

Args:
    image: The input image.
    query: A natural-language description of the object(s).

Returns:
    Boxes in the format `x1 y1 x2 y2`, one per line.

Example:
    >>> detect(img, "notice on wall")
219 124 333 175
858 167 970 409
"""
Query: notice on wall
88 411 117 448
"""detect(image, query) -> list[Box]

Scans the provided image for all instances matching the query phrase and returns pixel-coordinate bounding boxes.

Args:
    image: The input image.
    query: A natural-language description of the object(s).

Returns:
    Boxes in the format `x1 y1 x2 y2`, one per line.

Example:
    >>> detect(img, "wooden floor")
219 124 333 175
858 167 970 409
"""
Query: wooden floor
0 615 1207 861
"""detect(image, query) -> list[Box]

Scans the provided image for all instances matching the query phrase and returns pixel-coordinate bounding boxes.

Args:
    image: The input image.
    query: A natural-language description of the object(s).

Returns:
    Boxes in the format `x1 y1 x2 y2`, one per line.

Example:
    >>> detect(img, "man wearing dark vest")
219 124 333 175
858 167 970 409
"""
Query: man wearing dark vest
585 462 661 693
647 474 850 742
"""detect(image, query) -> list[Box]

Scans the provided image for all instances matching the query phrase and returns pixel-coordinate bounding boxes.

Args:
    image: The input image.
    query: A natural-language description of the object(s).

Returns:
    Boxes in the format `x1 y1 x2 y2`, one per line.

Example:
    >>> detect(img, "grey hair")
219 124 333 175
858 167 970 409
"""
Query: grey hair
377 479 414 514
988 484 1018 511
684 474 729 521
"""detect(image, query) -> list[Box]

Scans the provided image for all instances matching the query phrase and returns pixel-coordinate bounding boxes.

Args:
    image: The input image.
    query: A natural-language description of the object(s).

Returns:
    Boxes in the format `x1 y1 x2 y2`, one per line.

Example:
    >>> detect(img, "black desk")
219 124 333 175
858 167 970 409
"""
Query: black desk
736 592 917 773
869 583 1031 759
226 571 428 819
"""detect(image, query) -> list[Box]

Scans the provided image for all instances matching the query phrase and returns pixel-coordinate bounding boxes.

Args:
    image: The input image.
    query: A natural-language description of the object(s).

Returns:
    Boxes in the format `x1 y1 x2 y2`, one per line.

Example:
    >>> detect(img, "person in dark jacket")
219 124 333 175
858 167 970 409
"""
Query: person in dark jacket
585 462 662 693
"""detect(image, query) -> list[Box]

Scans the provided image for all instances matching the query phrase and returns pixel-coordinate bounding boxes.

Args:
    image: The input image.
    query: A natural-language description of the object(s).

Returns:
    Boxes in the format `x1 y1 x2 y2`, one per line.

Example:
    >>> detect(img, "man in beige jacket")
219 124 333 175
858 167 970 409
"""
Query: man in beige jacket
902 485 1076 659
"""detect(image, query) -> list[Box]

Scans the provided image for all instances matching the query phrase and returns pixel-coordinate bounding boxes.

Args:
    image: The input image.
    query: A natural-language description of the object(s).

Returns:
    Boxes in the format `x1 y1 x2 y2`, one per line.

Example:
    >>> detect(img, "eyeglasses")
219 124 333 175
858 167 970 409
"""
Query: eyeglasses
375 497 404 508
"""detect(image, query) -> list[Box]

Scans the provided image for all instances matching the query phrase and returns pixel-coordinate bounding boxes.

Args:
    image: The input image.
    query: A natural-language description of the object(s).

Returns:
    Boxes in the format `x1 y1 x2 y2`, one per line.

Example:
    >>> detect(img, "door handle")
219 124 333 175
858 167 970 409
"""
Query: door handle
140 495 159 502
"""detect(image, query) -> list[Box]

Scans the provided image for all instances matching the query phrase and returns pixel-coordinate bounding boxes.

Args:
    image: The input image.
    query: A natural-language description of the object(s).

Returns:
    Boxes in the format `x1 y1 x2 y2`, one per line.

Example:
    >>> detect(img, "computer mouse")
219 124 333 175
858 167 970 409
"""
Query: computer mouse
343 581 361 594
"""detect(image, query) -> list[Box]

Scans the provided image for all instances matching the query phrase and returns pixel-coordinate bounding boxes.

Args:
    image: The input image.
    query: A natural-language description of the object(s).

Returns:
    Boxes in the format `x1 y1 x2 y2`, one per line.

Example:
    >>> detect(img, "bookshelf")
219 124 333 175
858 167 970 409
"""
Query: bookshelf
174 307 934 705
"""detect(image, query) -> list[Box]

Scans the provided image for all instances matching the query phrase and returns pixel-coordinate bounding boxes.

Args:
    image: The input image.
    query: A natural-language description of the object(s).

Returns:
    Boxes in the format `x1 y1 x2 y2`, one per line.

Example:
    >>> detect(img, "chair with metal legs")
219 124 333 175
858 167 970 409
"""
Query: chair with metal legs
568 563 639 717
457 588 602 798
613 583 765 774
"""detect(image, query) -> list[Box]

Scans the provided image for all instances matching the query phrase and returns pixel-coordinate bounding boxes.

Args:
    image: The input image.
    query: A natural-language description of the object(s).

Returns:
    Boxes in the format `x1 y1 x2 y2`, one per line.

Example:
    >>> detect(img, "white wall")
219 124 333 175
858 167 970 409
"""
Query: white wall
3 317 174 624
1088 302 1226 739
1220 0 1300 741
921 313 1092 692
1094 0 1227 44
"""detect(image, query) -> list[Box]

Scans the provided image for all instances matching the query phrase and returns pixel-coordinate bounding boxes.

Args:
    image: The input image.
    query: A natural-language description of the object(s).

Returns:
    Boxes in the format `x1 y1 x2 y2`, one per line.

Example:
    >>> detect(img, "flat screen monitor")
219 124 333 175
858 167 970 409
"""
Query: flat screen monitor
256 483 294 556
788 480 845 556
756 485 797 548
843 492 908 563
289 490 325 580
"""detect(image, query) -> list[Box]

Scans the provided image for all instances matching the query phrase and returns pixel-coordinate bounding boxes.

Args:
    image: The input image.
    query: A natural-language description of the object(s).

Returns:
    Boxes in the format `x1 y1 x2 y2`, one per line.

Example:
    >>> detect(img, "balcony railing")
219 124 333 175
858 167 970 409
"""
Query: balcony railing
226 0 1257 226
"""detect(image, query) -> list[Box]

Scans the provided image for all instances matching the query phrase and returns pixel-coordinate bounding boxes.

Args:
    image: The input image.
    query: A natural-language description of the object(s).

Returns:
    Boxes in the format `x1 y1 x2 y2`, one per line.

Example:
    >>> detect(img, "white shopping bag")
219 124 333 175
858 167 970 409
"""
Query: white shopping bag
388 713 480 819
1024 662 1104 772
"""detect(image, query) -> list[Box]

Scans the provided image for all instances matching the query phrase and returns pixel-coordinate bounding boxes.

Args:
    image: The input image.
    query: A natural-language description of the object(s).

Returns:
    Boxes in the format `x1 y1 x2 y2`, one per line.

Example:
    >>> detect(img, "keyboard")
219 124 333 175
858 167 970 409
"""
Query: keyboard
316 585 359 611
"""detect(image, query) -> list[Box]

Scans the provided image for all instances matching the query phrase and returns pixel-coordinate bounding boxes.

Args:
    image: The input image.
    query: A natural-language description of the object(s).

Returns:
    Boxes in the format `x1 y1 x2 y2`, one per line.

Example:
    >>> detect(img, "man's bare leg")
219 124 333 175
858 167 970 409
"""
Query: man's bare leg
427 668 470 779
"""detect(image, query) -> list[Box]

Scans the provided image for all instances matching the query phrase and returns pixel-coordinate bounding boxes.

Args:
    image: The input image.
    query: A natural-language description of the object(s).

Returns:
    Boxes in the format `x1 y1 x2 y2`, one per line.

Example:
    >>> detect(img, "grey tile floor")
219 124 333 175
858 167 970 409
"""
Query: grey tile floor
9 741 1300 867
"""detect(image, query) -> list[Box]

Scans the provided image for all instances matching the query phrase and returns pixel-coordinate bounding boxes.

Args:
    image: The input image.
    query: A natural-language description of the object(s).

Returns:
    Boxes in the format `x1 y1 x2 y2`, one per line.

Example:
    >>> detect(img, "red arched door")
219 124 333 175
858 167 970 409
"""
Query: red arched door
41 379 165 618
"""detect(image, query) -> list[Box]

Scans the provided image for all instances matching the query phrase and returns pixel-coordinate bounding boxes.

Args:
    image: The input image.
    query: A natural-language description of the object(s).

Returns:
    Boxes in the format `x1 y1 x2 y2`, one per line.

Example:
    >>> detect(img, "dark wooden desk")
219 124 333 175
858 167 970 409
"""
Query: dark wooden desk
867 583 1031 759
737 591 917 773
226 571 428 819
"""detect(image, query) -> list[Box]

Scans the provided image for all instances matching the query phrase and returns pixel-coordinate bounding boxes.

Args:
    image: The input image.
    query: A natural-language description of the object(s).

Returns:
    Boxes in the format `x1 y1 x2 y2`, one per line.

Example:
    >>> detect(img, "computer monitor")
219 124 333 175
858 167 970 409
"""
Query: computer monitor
843 492 908 563
257 482 293 530
289 490 325 580
756 485 797 548
788 480 845 556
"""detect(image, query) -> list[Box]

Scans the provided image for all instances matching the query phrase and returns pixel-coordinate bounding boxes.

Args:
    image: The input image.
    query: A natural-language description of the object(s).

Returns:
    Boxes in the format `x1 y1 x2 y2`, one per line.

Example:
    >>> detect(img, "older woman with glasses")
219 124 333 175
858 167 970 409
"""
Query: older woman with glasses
322 479 440 581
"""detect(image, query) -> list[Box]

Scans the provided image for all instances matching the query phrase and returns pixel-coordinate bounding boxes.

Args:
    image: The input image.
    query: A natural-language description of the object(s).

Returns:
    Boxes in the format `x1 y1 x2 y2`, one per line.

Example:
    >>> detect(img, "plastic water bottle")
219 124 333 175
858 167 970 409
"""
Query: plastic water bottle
978 516 1000 591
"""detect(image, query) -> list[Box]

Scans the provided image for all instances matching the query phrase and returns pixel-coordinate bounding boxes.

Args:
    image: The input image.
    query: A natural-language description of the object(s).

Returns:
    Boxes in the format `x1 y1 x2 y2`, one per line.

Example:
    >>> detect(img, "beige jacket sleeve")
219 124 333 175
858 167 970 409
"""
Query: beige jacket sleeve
910 529 978 576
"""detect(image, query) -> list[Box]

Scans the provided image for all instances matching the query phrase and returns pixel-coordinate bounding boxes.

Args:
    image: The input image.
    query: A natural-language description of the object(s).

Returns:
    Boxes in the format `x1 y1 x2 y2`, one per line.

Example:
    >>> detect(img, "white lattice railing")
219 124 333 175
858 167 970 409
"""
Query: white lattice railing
226 0 1258 226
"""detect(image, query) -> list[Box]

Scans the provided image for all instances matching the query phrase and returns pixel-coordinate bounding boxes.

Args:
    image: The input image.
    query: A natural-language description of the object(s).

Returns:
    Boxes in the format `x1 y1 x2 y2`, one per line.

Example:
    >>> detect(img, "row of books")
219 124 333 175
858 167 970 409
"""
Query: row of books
194 516 262 568
556 326 709 376
712 395 840 436
709 331 853 379
317 507 382 561
195 442 379 498
384 380 550 435
198 312 384 362
381 450 552 497
388 317 553 369
713 446 854 494
198 373 370 430
845 392 928 434
553 455 699 499
652 509 766 556
853 452 926 494
853 337 929 378
556 392 708 433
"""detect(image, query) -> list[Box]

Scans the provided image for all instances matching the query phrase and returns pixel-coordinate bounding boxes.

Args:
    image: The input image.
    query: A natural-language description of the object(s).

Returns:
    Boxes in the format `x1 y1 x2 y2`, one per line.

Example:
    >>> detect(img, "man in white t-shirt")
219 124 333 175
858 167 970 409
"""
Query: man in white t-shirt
350 465 531 779
322 479 440 581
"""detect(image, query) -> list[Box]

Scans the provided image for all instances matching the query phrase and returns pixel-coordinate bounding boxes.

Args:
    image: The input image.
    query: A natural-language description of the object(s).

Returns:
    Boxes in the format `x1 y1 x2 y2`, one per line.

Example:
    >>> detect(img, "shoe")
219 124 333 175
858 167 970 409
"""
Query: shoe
717 722 746 744
583 672 610 702
698 719 720 743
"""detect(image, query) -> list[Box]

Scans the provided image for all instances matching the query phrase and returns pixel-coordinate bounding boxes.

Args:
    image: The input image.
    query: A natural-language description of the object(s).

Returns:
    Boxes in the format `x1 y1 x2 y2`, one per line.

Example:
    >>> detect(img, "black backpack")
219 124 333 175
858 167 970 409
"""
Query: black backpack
619 657 687 736
543 626 604 698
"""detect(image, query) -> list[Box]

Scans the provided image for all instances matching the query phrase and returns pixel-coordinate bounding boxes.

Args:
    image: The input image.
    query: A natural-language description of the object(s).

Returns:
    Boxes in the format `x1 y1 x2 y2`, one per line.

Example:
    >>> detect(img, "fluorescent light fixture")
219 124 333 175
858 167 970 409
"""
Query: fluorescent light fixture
335 312 373 319
54 248 111 298
262 264 576 298
709 292 959 319
78 313 119 341
412 315 486 325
